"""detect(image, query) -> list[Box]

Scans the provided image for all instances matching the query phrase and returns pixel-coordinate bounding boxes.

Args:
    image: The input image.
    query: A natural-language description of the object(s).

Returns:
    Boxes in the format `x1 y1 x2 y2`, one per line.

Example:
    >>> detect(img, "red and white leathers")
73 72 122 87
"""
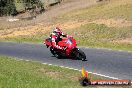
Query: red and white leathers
51 27 67 50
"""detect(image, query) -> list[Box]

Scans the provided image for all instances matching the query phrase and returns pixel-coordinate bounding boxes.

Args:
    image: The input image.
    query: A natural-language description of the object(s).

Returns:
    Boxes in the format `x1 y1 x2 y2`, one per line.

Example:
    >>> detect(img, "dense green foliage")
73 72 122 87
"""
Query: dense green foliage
0 0 44 16
0 0 17 16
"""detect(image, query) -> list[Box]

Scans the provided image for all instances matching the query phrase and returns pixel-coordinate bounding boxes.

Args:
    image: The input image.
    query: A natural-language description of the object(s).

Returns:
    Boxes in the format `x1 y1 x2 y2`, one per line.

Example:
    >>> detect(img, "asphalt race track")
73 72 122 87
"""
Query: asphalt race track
0 42 132 80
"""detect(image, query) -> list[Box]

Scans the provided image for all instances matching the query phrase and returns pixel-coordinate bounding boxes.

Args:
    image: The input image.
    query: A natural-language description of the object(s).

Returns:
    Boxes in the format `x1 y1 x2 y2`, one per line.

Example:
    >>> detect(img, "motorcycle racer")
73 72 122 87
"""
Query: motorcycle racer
44 27 86 61
50 27 68 50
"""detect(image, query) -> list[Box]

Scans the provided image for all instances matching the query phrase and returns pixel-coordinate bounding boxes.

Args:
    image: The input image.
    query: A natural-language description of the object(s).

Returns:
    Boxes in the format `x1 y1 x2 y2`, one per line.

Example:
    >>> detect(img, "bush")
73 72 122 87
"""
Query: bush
0 0 17 16
0 0 44 16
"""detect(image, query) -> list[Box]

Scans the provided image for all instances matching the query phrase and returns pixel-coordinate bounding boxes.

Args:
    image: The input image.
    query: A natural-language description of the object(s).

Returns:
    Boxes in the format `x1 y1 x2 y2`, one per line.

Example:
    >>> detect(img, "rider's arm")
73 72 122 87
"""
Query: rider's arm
62 32 72 38
61 32 68 37
51 34 63 50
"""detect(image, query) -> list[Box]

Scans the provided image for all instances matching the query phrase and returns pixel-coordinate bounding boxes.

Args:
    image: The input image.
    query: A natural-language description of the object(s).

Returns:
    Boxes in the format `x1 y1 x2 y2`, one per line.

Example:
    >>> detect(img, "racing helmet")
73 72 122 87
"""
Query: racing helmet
53 27 62 34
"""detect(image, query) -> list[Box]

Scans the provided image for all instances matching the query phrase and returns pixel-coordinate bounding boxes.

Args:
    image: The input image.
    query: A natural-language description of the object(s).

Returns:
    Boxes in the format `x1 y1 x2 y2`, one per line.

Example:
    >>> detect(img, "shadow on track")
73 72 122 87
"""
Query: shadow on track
51 55 87 61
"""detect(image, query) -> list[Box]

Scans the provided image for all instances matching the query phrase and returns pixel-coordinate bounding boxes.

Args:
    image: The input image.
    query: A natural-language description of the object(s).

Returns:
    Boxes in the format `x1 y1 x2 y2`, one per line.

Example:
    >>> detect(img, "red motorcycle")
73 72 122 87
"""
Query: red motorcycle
44 36 86 61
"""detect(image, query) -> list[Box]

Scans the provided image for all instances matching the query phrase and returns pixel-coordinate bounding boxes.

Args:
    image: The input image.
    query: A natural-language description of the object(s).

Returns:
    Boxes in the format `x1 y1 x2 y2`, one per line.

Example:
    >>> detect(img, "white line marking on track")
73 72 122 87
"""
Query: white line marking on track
40 63 120 79
88 72 119 79
42 63 47 65
25 60 29 61
15 58 132 84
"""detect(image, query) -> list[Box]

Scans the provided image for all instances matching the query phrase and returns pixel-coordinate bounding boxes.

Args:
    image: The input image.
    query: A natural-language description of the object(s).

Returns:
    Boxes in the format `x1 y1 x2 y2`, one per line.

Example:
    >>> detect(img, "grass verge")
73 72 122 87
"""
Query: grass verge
65 24 132 51
0 56 132 88
1 23 132 51
0 56 103 88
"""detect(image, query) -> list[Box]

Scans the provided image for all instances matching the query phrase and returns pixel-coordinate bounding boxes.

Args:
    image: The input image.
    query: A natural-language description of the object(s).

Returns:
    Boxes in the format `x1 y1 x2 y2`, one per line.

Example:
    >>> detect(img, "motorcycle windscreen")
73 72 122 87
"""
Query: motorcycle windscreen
66 38 76 48
66 39 72 44
58 38 76 48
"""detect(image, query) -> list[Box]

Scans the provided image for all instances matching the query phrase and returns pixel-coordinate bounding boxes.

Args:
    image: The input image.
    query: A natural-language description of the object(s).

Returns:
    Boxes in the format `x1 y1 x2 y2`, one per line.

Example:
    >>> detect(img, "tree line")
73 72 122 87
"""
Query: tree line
0 0 44 16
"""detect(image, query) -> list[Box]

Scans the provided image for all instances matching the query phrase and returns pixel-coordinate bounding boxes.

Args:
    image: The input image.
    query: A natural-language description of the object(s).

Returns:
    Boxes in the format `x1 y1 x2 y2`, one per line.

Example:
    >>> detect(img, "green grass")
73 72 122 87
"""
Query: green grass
0 56 132 88
65 23 132 51
0 0 132 51
2 23 132 51
0 56 102 88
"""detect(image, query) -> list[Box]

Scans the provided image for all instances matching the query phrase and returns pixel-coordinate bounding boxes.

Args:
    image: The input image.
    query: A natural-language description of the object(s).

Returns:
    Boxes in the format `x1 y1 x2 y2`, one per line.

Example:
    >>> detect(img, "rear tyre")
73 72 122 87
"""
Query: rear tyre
50 47 55 56
50 47 61 59
54 53 61 59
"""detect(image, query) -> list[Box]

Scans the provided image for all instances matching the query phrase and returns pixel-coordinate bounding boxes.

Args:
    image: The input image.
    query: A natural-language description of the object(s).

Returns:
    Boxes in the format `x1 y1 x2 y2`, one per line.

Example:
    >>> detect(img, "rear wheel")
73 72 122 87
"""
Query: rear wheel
50 47 61 59
50 47 55 56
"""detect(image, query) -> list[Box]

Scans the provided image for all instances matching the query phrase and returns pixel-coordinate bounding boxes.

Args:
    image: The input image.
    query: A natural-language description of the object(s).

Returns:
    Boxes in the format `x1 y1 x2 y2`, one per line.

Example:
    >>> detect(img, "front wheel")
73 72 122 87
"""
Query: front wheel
72 48 86 61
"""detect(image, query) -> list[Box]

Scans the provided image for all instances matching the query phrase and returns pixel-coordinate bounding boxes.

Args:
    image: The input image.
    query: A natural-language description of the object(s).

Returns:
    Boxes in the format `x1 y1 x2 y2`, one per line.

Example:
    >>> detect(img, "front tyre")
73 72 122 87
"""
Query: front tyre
71 48 86 61
73 48 86 61
78 49 86 61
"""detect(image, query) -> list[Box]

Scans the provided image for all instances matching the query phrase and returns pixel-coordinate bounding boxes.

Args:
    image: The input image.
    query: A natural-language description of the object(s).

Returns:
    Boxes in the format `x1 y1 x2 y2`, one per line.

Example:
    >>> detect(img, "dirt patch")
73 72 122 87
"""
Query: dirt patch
0 0 96 39
1 0 131 39
0 25 50 38
0 21 86 38
55 20 87 30
0 0 96 29
1 18 131 38
92 19 132 27
112 38 132 44
1 18 132 38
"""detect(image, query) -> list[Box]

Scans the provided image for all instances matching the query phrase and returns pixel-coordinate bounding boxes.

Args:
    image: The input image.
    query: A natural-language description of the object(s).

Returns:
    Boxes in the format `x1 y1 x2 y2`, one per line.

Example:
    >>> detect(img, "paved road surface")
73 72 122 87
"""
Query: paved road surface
0 42 132 80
